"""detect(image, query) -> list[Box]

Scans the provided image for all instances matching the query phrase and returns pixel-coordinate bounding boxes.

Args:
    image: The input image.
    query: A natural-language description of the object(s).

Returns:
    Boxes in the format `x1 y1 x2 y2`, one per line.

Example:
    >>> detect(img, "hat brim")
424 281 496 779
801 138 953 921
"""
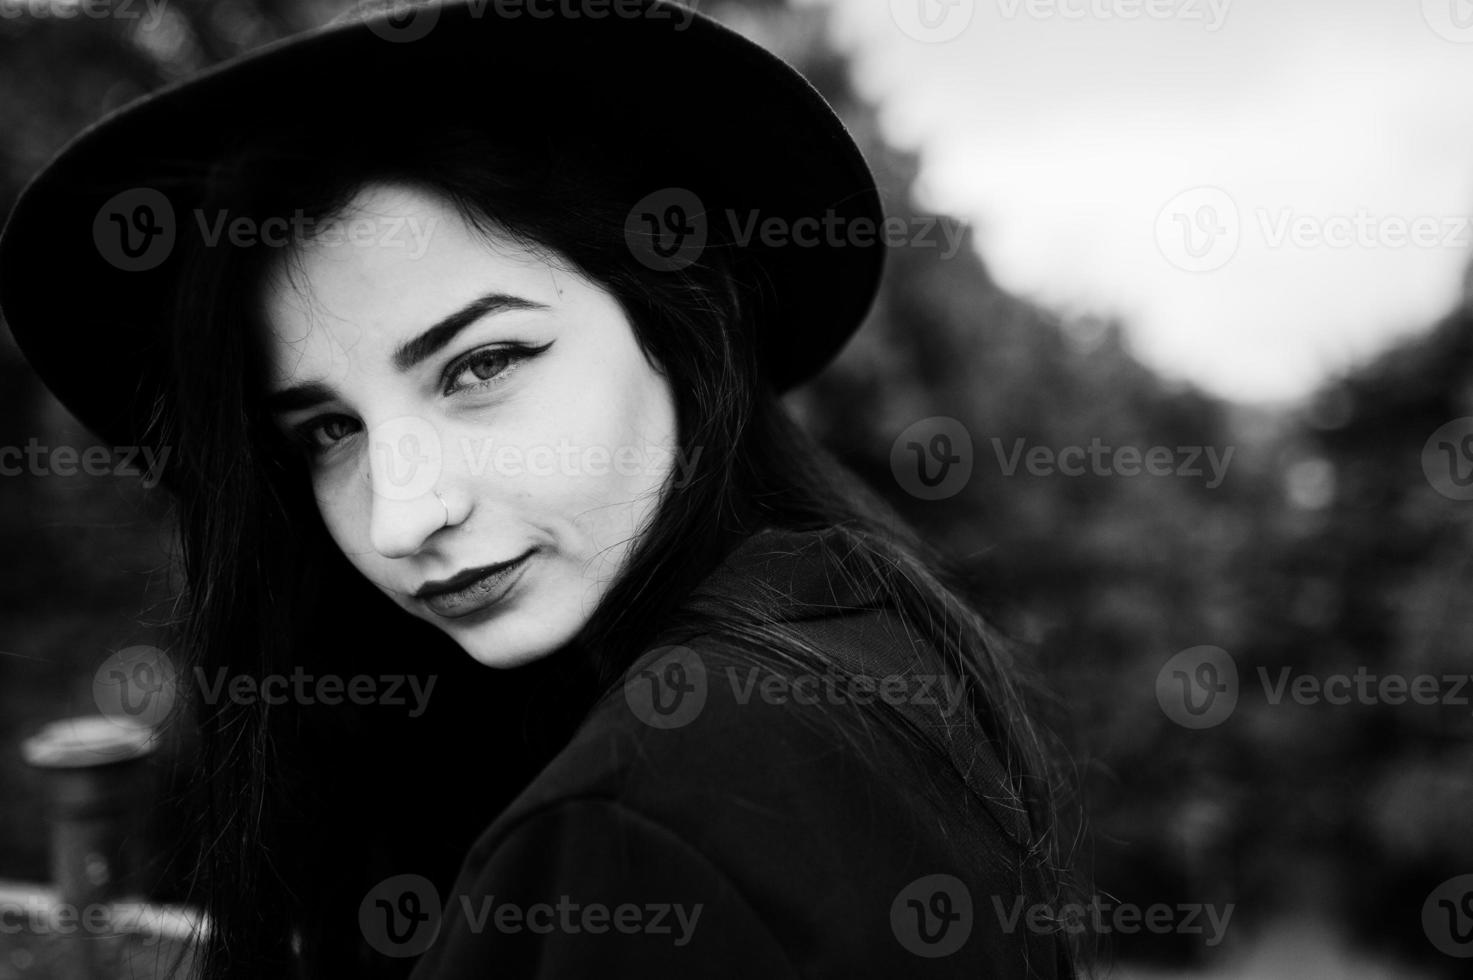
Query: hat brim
0 0 885 453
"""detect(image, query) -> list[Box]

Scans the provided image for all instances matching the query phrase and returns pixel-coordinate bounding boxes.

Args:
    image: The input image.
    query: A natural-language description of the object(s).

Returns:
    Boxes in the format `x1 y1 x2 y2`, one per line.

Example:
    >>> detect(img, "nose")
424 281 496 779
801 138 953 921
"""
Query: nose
362 419 450 559
367 489 445 559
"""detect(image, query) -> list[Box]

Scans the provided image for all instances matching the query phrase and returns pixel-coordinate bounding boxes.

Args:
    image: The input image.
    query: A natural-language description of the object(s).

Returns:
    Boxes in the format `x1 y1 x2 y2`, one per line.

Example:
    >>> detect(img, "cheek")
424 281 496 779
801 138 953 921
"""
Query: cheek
477 387 667 536
313 482 373 567
574 384 675 521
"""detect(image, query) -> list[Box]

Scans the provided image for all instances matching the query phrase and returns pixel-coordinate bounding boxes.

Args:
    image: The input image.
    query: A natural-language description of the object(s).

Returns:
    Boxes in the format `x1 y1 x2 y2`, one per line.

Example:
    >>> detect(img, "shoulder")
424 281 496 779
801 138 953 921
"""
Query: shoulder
409 624 1067 978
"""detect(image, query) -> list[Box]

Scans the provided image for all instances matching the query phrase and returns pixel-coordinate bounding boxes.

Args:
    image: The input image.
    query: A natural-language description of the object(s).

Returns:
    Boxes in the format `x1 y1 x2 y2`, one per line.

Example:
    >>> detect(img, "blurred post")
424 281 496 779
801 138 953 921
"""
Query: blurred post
21 716 159 980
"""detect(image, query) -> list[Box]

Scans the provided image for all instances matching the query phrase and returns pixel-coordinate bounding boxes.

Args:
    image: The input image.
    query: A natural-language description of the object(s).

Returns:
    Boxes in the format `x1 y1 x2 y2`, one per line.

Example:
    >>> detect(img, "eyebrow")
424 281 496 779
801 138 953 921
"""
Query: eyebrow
392 293 549 372
265 292 550 416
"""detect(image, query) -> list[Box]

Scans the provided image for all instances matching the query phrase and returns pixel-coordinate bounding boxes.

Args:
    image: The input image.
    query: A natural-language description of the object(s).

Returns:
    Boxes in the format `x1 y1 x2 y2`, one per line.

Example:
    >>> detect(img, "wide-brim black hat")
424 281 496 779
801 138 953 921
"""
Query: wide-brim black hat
0 0 885 457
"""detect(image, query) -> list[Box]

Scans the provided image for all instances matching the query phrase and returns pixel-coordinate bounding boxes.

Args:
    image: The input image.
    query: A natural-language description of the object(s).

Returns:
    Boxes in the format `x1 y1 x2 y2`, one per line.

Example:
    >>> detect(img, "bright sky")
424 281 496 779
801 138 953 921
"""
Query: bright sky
808 0 1473 404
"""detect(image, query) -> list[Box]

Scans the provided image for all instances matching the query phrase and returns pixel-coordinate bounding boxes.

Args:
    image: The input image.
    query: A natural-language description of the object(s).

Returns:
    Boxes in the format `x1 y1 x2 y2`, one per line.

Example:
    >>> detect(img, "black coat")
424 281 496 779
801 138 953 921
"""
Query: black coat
392 526 1069 978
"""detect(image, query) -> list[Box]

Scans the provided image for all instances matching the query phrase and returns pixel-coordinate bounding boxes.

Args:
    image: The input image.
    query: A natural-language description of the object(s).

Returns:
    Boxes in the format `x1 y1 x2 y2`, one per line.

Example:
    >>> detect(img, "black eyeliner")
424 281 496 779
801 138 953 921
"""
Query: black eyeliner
439 340 554 395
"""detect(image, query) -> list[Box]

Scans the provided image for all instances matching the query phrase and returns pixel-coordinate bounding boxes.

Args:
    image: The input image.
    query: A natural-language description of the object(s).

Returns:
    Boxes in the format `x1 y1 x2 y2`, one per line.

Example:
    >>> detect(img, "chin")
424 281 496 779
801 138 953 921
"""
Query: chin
439 610 574 670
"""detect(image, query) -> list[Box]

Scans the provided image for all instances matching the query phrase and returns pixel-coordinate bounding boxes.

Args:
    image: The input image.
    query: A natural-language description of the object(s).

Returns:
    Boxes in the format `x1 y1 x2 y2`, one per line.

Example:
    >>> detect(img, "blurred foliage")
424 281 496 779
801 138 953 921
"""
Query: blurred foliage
1 1 1470 976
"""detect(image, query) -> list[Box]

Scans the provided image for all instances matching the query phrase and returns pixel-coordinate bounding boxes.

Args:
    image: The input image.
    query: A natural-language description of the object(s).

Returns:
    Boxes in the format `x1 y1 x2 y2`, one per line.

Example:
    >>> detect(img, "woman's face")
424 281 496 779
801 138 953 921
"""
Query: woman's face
260 182 679 667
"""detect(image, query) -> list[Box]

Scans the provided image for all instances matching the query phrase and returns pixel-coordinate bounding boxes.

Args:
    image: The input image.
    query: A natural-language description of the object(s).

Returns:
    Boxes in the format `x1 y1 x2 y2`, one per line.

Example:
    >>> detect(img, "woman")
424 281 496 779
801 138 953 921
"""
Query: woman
0 1 1085 977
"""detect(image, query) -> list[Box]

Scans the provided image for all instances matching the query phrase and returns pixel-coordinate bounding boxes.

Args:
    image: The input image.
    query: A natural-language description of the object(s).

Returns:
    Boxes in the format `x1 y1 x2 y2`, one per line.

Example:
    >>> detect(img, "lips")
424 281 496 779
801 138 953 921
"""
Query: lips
414 549 535 619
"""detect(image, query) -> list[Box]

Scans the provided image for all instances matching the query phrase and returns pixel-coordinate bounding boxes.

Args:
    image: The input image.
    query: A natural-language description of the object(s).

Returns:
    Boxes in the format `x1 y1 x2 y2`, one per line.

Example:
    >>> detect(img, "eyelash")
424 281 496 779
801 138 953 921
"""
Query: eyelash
291 341 553 457
441 340 552 396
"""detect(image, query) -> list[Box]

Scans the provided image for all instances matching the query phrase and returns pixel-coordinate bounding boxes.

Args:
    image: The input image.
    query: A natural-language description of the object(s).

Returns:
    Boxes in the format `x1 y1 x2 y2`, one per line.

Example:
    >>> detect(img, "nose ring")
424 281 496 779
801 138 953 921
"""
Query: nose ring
433 490 450 528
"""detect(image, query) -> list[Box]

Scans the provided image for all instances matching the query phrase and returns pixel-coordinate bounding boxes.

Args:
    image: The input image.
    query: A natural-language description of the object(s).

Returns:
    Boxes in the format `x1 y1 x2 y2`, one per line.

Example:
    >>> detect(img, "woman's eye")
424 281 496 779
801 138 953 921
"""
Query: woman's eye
296 415 359 454
457 350 513 386
443 342 551 395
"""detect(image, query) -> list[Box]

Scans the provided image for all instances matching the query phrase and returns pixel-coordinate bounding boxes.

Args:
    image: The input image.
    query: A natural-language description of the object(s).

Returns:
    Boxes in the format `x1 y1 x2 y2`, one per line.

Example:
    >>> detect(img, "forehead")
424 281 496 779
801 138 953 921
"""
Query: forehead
259 182 568 365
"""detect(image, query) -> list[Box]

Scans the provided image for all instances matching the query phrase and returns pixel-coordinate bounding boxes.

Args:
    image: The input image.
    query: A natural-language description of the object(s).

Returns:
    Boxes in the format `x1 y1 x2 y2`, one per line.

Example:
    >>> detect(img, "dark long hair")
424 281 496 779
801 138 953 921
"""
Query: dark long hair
152 109 1087 978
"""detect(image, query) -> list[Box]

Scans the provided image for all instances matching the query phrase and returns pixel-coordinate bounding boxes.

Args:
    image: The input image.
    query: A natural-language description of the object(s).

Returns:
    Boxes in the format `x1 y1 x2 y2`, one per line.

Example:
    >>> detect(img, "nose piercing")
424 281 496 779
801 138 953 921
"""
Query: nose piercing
433 490 450 528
